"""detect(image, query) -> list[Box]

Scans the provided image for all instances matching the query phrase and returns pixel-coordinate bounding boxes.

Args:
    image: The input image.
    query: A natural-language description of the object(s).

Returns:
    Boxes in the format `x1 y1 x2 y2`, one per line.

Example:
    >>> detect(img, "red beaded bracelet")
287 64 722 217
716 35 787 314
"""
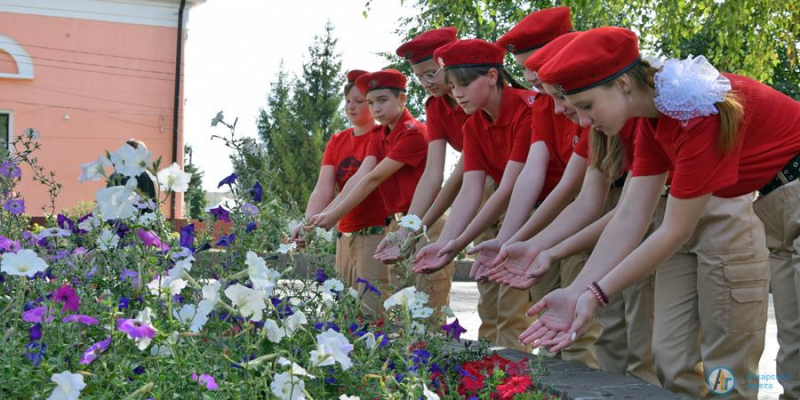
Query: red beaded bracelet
587 282 609 307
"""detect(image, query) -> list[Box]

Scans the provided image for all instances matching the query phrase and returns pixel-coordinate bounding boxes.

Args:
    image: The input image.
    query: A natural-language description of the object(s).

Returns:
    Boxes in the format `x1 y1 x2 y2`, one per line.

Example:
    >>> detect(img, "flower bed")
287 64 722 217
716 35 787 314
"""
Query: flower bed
0 128 561 399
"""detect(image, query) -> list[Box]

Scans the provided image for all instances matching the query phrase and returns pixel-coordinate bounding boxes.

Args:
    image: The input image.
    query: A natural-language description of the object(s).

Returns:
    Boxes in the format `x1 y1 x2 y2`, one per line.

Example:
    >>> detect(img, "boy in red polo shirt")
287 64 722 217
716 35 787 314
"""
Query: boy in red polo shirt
310 69 446 310
292 70 389 316
411 39 536 350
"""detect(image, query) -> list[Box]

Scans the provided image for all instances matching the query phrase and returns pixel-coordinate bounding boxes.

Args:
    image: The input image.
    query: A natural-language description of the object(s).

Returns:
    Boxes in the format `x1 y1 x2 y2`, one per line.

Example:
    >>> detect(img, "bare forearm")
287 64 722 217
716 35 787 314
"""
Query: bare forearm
547 208 615 262
436 188 483 244
457 188 511 246
496 175 545 242
305 190 334 219
421 169 462 228
407 168 443 222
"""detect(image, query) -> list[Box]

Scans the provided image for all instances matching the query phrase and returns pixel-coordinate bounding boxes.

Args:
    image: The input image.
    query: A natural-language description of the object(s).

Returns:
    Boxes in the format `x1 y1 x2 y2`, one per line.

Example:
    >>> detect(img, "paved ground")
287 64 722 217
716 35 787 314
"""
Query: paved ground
447 282 783 400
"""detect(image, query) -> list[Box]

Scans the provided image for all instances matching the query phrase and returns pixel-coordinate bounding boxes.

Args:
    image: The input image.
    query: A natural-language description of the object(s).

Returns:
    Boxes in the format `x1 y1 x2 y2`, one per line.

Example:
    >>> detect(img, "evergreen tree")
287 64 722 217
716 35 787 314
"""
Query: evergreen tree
183 144 207 219
257 22 346 209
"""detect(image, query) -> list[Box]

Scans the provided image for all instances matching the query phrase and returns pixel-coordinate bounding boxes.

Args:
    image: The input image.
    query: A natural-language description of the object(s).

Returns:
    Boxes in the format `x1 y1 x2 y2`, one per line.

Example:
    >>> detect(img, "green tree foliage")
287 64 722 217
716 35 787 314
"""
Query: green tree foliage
257 22 346 209
368 0 798 99
183 144 207 219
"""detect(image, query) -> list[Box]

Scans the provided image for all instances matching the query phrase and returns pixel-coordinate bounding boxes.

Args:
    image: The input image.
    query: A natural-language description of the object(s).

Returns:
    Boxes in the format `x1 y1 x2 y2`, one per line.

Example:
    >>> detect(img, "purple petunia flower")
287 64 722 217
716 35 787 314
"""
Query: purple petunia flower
132 365 146 375
24 342 46 366
22 306 54 323
215 233 235 247
118 297 130 311
179 223 195 251
245 221 257 233
52 285 81 312
4 199 25 215
441 318 468 341
62 314 99 325
250 181 263 203
80 336 111 365
191 373 218 390
0 160 22 178
29 323 42 342
0 235 21 253
356 277 381 297
313 321 341 332
137 229 169 251
314 269 328 284
117 319 155 339
240 202 259 217
209 205 231 222
217 173 237 188
57 214 76 232
120 269 139 286
115 221 130 238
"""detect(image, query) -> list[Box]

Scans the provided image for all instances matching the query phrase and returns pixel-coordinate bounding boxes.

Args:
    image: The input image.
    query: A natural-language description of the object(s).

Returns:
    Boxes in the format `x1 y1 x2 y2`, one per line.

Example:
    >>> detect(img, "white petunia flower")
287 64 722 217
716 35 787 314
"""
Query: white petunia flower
156 162 192 193
412 306 434 319
47 371 86 400
1 249 48 277
147 276 187 299
309 329 354 370
283 310 307 335
340 396 361 400
314 227 334 242
277 357 315 378
79 155 112 182
264 319 285 343
77 215 102 232
422 383 440 400
95 179 138 221
96 228 119 252
224 283 266 321
398 214 423 231
150 331 179 356
137 212 158 225
174 303 211 333
200 280 221 304
270 371 306 400
278 242 297 254
246 251 280 296
383 286 429 313
322 278 344 296
109 143 151 178
440 305 456 319
347 287 359 298
410 321 426 335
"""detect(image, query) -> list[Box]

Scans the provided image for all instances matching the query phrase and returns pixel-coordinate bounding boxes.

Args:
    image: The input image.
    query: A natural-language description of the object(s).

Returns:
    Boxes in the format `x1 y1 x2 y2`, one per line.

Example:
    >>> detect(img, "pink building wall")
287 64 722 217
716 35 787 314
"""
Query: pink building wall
0 1 204 218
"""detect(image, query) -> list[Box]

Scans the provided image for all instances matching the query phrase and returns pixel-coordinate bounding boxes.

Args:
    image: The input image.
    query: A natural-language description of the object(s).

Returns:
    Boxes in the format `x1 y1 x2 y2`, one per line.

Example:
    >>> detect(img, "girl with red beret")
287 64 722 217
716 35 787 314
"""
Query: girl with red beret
411 38 536 350
291 70 389 315
521 27 800 400
463 8 603 366
485 26 660 383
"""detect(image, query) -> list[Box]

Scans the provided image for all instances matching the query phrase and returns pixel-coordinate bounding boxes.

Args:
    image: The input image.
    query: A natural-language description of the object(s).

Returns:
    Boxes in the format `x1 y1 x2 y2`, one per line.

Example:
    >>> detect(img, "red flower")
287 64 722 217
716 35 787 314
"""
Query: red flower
505 358 529 377
409 340 426 352
496 376 532 400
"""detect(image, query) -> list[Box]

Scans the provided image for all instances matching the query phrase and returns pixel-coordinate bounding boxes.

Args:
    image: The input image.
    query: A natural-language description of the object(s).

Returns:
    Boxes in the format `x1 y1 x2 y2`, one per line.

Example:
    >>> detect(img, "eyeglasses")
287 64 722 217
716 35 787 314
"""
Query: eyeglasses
413 66 443 85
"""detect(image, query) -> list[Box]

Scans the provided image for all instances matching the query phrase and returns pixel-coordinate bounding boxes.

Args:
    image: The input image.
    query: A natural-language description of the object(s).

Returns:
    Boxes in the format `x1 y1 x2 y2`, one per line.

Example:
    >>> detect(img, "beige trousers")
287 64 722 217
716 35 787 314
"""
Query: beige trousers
653 193 769 400
335 233 390 316
472 178 536 352
754 179 800 400
592 186 659 384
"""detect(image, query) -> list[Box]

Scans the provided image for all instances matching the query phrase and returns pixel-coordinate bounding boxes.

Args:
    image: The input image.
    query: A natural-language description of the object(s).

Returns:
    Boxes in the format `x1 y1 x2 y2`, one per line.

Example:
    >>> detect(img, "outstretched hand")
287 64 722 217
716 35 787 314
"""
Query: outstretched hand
412 242 452 274
519 288 580 350
467 239 501 281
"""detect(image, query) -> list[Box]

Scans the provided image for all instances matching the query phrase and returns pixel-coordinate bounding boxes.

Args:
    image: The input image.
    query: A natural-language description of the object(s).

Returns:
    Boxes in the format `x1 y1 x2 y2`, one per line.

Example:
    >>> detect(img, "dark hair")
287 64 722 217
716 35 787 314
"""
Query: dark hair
444 66 527 90
343 82 356 97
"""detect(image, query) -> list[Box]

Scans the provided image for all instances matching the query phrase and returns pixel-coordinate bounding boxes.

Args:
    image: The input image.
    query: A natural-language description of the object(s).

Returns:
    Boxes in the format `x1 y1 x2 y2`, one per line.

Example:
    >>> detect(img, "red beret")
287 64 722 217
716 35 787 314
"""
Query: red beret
538 27 640 95
433 39 505 70
346 70 369 83
396 27 458 64
355 69 408 94
524 31 582 73
496 7 572 55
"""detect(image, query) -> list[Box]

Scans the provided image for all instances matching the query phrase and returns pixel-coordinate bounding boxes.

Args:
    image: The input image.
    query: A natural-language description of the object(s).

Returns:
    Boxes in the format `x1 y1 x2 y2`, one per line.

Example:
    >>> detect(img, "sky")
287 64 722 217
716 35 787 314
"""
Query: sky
184 0 429 191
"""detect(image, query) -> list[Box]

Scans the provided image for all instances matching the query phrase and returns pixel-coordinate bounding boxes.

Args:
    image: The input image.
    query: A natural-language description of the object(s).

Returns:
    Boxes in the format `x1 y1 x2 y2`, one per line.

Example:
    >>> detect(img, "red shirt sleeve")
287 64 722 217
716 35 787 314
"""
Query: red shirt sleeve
664 118 741 199
529 100 555 145
387 130 428 167
462 123 487 173
509 107 533 163
367 130 383 160
321 134 337 166
631 124 672 178
425 100 446 143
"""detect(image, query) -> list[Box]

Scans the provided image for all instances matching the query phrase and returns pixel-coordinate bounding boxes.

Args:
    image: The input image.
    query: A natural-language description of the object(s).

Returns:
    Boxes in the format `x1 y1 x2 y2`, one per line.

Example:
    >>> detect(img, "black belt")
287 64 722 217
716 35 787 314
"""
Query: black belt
759 152 800 197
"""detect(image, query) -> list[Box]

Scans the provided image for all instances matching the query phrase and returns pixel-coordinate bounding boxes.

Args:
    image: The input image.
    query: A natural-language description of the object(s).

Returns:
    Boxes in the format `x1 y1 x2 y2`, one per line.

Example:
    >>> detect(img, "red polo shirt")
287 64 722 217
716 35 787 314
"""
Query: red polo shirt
632 73 800 199
367 109 429 213
530 93 589 197
463 87 534 184
425 95 468 152
322 126 388 232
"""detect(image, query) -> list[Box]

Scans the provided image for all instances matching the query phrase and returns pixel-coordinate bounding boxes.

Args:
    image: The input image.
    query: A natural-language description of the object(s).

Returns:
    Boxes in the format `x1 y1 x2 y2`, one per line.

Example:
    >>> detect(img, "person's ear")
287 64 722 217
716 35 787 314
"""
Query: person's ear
487 68 499 87
399 92 407 106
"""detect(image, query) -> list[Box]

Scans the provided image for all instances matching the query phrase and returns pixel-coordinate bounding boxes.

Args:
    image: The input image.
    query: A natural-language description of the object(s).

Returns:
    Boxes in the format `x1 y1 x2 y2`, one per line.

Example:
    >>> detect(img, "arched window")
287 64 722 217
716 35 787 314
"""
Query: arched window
0 34 34 80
